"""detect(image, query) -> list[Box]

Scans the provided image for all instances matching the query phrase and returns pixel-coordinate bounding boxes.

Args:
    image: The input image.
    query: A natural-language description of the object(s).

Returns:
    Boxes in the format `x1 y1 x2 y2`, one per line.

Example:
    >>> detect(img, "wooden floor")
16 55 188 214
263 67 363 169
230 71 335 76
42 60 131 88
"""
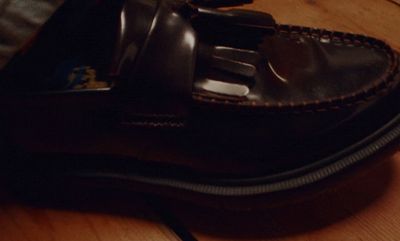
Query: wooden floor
1 0 400 240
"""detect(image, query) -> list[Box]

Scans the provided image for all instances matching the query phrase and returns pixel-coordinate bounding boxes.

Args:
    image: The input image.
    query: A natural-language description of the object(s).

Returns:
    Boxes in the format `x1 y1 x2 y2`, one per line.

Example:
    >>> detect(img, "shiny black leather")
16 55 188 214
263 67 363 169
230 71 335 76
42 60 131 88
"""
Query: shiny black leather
115 0 196 97
257 31 391 104
0 0 399 194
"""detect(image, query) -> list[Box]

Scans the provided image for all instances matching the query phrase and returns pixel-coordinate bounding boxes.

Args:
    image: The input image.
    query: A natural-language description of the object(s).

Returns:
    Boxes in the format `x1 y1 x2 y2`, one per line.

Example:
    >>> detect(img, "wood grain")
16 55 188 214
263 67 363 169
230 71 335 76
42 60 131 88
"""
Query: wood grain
0 189 180 241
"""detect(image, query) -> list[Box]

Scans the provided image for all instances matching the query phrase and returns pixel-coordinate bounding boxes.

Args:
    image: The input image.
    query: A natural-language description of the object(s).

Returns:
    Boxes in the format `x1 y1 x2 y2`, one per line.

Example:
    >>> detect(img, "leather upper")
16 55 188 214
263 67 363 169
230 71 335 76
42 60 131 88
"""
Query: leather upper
0 0 399 174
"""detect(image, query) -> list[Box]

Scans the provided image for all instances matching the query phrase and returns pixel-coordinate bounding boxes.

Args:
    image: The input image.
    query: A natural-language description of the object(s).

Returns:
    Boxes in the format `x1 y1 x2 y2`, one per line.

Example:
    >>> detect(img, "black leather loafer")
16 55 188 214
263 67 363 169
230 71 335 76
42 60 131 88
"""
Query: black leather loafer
1 0 399 199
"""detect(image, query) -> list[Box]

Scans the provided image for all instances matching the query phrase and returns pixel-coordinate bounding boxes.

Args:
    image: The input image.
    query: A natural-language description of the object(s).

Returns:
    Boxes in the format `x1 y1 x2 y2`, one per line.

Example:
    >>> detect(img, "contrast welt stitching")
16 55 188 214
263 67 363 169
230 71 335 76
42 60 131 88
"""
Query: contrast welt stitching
120 121 185 128
193 24 400 114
